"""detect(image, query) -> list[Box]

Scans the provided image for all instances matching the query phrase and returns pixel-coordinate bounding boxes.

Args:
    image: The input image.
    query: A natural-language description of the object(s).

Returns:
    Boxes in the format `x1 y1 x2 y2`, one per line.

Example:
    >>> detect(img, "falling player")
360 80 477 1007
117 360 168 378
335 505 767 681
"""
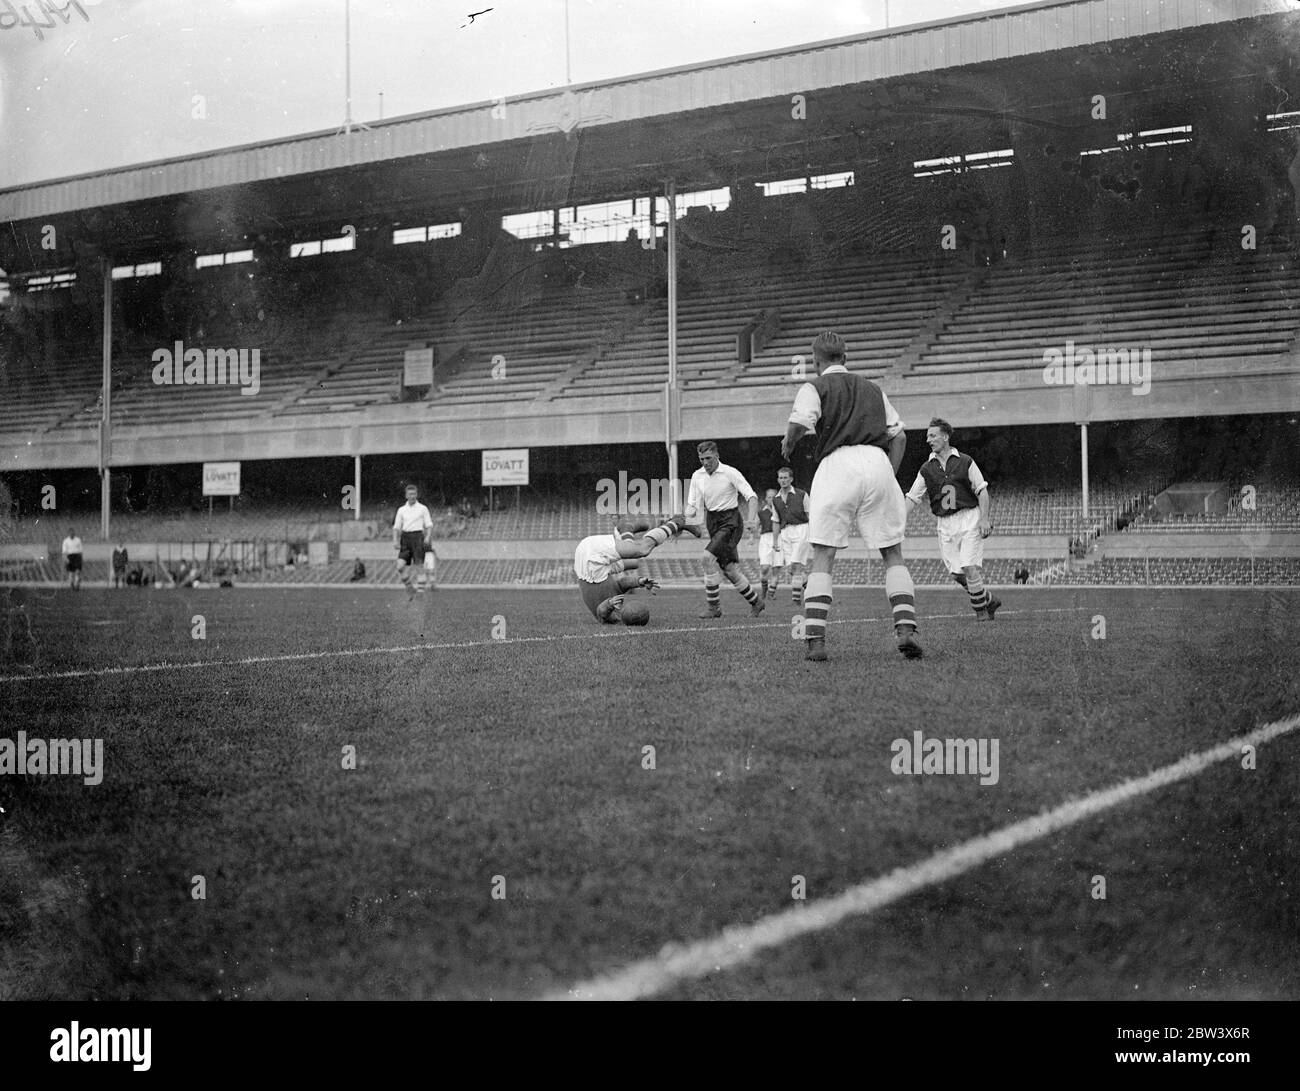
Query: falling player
574 514 695 623
904 418 1000 621
687 441 765 619
781 331 922 662
757 488 783 601
392 484 434 595
773 466 811 607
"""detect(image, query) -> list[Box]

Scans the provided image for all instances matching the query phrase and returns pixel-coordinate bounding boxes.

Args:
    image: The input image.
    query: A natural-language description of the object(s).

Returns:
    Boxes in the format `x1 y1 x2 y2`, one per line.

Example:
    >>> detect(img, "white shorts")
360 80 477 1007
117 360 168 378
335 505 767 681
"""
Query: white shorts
777 523 811 566
936 506 984 573
808 445 907 551
758 532 783 567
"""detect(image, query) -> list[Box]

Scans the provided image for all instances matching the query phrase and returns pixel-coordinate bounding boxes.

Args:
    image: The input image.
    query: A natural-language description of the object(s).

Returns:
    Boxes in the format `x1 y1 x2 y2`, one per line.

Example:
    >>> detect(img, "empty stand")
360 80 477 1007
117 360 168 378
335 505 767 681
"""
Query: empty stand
914 225 1300 377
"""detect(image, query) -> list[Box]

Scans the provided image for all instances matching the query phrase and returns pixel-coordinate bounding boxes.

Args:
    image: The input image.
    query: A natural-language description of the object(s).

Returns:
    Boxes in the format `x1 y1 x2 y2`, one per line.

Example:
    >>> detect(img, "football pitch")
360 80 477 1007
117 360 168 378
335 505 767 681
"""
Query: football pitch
1 584 1298 1001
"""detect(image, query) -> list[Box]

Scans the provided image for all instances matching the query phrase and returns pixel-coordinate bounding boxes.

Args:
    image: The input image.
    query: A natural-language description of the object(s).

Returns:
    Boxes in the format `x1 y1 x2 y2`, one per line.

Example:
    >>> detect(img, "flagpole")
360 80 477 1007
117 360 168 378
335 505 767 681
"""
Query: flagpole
345 0 353 131
338 0 369 134
564 0 572 85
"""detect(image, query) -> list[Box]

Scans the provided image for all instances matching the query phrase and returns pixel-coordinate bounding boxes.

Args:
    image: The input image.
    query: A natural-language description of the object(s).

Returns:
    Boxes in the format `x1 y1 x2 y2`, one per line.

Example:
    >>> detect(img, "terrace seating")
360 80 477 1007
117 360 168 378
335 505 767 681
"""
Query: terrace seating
0 348 107 435
914 225 1300 377
555 250 963 398
1032 556 1300 585
1121 483 1300 532
906 482 1162 537
3 214 1296 433
742 254 963 385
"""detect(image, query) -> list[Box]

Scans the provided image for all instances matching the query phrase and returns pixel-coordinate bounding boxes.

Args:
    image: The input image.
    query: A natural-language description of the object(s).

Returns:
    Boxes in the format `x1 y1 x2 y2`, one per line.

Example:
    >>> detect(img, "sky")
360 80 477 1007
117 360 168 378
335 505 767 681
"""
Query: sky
0 0 1037 188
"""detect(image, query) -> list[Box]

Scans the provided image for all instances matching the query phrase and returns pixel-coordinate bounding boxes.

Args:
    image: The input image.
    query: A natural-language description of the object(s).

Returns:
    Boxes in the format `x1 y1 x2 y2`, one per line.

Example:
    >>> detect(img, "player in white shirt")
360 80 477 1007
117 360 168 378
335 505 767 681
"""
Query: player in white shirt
574 513 695 622
686 441 765 619
392 485 435 595
61 529 84 590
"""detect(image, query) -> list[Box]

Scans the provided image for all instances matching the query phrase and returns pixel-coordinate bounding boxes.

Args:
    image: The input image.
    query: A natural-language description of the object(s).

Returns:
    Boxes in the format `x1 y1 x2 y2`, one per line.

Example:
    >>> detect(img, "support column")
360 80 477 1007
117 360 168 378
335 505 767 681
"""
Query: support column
665 180 679 510
354 454 362 521
101 257 113 542
1079 421 1090 522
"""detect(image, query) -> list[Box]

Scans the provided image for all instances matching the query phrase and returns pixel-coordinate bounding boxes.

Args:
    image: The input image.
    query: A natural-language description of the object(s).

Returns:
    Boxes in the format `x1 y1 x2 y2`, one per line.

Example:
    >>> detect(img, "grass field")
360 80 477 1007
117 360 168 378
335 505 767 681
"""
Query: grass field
1 583 1298 1001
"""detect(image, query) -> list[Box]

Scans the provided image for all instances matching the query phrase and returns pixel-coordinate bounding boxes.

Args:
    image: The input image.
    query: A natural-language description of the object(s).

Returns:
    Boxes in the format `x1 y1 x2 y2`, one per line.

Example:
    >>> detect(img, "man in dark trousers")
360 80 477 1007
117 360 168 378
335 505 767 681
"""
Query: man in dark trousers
685 441 765 620
111 543 129 589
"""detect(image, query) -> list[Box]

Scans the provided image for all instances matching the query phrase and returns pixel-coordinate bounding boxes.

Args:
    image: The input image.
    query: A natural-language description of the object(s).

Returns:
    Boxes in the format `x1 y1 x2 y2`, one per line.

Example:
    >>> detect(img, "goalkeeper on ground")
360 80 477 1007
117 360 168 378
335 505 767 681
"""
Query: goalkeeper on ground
574 514 699 623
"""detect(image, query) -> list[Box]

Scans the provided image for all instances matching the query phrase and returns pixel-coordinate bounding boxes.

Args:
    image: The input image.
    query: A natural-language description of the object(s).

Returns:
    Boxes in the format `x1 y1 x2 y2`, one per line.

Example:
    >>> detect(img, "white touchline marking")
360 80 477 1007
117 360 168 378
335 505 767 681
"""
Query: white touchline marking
0 607 1092 685
546 712 1300 1001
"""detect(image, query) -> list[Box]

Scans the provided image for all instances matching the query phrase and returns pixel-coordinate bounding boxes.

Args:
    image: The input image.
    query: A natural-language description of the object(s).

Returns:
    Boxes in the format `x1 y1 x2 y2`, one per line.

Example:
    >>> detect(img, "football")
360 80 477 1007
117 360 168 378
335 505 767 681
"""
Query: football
621 600 650 626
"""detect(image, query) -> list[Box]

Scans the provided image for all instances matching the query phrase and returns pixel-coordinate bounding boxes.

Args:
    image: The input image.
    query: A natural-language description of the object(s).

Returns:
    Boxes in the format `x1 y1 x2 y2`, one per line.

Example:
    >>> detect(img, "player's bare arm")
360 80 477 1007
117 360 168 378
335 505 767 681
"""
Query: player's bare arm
978 487 993 537
887 429 907 475
781 421 808 462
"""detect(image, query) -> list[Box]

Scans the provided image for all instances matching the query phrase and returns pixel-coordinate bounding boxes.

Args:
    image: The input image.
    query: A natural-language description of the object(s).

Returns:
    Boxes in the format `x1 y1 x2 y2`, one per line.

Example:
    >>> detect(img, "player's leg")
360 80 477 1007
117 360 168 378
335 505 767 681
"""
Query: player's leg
758 533 773 599
718 514 763 615
956 512 995 619
801 543 838 660
802 453 855 661
965 562 998 619
769 560 783 599
721 559 765 615
396 534 415 593
938 522 966 601
637 512 700 549
699 513 728 617
412 541 426 591
880 543 922 658
790 527 809 606
856 449 921 659
700 549 723 617
621 514 699 565
659 512 705 539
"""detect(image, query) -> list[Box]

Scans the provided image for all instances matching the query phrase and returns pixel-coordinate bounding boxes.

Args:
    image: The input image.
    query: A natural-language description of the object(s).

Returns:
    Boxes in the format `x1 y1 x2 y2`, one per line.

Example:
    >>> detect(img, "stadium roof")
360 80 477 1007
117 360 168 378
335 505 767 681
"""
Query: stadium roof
1 0 1294 225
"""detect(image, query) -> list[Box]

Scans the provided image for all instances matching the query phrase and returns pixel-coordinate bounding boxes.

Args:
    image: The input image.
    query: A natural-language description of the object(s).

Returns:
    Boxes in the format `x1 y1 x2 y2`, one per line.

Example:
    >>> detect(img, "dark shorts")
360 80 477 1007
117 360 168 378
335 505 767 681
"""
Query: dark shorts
65 553 83 572
578 575 623 621
397 531 426 565
705 507 744 568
